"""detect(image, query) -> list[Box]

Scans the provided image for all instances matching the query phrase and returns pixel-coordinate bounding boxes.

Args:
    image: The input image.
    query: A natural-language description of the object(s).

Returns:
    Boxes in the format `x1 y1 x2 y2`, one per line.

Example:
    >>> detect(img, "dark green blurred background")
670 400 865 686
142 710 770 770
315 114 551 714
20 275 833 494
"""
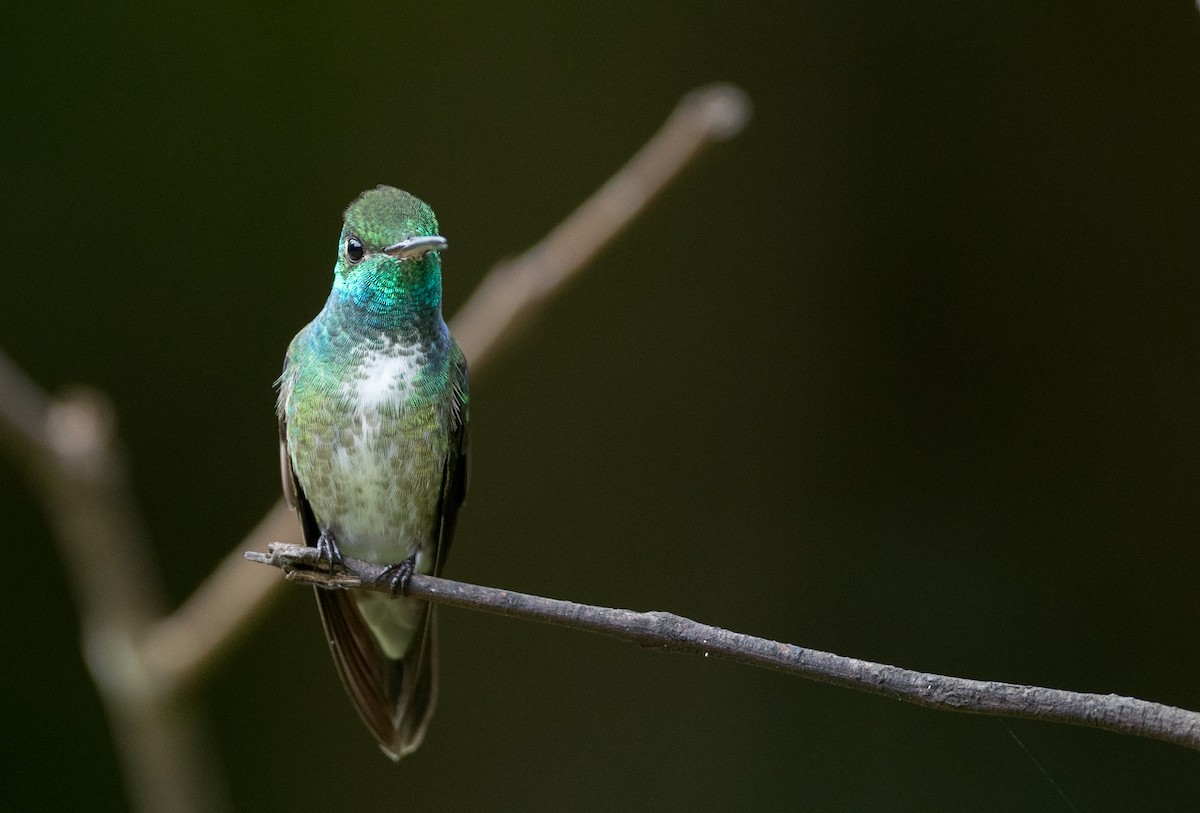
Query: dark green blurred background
2 2 1198 810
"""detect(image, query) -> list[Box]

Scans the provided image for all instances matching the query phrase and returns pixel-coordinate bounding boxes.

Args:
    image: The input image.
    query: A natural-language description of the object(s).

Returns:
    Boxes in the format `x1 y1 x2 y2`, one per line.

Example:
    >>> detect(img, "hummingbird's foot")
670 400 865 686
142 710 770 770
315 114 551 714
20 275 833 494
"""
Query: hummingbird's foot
315 530 346 574
379 555 418 598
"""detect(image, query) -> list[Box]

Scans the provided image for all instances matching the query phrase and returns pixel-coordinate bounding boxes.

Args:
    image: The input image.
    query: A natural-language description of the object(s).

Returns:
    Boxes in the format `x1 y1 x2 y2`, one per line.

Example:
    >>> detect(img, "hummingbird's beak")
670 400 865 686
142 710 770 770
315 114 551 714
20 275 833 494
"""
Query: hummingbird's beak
382 235 448 259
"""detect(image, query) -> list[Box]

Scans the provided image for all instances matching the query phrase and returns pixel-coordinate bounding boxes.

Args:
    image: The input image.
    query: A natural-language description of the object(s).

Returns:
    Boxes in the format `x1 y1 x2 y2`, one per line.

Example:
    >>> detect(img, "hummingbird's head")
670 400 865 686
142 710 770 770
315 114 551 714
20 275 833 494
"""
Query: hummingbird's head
332 186 448 317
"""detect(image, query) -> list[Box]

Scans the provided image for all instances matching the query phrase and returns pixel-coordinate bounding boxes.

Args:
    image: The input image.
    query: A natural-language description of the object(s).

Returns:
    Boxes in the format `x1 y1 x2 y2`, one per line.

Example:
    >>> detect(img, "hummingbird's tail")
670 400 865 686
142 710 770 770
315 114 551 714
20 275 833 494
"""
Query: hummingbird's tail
315 588 438 760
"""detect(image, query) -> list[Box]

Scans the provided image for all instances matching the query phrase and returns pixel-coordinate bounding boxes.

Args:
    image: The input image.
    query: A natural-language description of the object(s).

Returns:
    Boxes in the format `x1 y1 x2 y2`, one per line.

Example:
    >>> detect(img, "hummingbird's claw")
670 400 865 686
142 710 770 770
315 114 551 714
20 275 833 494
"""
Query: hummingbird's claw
315 530 346 575
380 555 418 598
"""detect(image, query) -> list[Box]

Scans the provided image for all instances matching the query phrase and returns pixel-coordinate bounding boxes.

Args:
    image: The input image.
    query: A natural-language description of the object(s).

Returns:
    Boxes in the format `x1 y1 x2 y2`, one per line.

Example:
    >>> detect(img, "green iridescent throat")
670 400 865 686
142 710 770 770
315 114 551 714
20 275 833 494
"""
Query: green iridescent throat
330 255 443 334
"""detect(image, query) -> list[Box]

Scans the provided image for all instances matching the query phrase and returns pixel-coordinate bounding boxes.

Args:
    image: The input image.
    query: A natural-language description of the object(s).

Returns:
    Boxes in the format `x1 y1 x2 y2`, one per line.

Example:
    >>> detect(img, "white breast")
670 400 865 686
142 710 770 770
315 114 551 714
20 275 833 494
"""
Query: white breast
325 344 440 564
349 345 424 410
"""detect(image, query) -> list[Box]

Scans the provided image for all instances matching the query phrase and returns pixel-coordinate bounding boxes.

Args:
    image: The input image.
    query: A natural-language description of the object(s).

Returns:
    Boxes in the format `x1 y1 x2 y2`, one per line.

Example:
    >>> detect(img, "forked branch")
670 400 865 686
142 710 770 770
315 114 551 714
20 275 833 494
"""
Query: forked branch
0 83 753 813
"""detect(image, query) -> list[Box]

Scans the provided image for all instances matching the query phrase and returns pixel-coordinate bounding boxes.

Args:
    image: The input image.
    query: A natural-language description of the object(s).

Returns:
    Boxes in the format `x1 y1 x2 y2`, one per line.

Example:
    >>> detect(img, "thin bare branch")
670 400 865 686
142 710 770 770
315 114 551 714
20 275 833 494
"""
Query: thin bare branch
451 82 752 370
144 82 753 683
141 501 300 692
249 543 1200 753
0 348 54 453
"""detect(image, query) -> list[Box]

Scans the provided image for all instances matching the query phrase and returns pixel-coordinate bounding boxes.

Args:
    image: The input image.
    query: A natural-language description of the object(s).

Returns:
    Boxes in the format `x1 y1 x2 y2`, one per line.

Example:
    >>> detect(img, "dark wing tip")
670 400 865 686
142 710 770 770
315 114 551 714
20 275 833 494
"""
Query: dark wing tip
315 589 437 760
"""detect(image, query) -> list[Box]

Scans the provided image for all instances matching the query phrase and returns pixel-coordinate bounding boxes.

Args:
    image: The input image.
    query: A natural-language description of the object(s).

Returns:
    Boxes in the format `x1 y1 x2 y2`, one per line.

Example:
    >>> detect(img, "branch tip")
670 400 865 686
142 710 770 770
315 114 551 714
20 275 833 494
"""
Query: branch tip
682 82 753 141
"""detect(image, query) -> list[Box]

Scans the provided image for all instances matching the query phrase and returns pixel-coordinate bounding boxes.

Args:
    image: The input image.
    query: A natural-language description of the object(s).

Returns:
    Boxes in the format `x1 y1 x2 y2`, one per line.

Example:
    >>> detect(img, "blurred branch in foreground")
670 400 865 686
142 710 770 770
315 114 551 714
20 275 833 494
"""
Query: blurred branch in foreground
251 543 1200 753
0 357 227 813
0 83 752 813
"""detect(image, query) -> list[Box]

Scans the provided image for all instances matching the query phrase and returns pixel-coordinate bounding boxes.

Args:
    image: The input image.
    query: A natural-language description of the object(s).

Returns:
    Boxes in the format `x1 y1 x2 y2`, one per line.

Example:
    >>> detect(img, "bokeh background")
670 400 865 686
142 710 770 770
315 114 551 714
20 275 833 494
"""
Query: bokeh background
2 2 1198 810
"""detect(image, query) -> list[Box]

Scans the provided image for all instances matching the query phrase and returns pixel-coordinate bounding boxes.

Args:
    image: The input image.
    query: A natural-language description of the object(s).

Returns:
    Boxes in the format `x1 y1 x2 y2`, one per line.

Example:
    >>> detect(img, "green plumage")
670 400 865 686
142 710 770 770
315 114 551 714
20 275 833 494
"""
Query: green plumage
277 187 469 760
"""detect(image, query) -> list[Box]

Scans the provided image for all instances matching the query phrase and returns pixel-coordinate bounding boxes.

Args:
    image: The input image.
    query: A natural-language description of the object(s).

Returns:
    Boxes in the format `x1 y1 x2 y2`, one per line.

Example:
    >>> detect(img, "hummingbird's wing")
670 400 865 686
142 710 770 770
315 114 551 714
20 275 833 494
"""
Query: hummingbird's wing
276 352 310 530
432 345 470 576
315 587 430 759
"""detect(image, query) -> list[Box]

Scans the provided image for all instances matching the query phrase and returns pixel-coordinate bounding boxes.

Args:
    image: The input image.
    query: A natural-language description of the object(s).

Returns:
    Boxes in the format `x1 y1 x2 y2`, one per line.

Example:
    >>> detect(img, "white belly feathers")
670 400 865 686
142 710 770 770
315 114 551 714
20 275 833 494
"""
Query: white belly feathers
325 345 441 565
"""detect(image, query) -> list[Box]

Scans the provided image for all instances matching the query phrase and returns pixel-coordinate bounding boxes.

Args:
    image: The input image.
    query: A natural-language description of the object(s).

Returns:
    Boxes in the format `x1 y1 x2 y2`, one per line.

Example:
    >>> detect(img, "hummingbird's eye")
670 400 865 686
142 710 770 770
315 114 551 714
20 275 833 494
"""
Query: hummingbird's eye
346 236 365 263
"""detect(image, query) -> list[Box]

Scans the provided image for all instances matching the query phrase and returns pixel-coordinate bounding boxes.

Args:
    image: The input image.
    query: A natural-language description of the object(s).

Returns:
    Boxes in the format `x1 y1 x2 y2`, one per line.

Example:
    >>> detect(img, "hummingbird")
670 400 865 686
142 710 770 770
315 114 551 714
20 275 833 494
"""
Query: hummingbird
276 186 469 760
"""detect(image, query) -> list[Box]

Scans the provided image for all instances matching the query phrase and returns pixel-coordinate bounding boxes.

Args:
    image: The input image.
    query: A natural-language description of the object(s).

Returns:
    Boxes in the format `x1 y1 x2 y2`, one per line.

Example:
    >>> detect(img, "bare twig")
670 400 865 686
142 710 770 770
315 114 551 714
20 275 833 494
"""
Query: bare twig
140 501 300 692
249 543 1200 753
450 82 752 369
143 82 753 682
